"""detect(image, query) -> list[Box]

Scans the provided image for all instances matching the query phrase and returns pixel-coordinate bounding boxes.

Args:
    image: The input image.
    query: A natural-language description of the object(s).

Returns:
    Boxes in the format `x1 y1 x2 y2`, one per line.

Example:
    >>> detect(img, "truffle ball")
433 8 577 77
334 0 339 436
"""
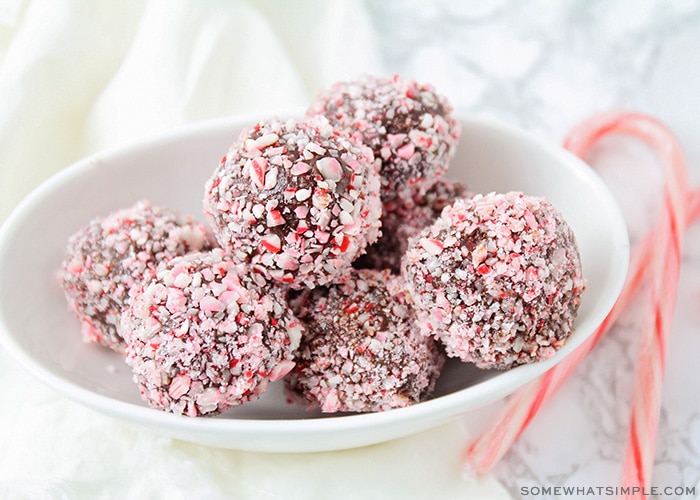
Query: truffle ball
121 249 305 417
203 116 382 289
286 268 444 413
402 191 585 370
307 74 461 202
355 178 473 273
60 200 214 352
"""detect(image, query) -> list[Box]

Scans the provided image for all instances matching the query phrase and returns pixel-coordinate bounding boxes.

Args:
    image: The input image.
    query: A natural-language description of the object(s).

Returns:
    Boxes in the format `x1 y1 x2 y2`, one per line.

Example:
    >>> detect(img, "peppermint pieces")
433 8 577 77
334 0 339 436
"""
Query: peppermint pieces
286 269 444 413
203 115 382 289
60 200 215 352
307 74 461 203
355 179 474 273
401 191 586 370
121 249 304 417
58 74 587 419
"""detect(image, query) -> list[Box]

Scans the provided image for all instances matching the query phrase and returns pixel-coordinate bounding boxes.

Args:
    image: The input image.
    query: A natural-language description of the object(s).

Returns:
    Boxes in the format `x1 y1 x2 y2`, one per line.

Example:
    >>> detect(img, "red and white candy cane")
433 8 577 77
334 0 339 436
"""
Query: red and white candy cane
574 114 688 498
464 112 700 493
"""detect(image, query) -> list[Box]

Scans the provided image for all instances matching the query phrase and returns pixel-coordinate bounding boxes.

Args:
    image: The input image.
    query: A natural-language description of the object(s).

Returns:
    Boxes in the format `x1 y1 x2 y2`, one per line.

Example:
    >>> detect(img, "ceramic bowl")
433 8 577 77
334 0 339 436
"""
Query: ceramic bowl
0 112 628 452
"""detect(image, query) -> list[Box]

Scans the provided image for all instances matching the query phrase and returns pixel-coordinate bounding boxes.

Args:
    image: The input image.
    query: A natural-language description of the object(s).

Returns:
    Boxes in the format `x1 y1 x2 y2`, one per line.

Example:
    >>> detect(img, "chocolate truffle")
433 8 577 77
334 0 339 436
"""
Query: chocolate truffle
60 200 214 352
355 178 473 273
203 115 382 289
402 191 585 370
307 74 461 202
121 248 305 417
286 268 444 413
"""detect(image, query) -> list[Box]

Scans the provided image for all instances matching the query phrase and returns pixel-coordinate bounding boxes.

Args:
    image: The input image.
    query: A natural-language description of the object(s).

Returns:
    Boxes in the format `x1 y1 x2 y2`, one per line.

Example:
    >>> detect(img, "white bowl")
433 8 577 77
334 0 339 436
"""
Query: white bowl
0 112 628 453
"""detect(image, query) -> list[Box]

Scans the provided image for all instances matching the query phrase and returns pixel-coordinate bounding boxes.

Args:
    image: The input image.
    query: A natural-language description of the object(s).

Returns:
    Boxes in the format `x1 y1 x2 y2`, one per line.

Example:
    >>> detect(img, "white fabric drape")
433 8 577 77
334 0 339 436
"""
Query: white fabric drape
0 0 386 222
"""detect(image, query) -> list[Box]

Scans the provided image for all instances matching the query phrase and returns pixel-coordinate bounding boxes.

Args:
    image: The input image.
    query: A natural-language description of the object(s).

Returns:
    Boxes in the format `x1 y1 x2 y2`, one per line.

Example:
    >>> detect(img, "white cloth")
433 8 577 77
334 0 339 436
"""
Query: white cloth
0 1 509 498
0 0 386 221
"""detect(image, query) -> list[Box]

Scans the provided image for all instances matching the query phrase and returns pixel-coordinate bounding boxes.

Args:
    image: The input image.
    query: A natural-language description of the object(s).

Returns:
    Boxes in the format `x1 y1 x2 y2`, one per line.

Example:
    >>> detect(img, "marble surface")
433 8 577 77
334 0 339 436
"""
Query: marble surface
367 0 700 497
1 1 700 498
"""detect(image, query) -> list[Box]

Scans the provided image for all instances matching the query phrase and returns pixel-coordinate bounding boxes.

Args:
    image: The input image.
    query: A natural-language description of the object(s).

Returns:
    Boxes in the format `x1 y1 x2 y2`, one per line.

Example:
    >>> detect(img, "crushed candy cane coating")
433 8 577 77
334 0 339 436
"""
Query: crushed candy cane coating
60 200 214 352
203 116 382 289
307 74 461 202
57 73 594 419
285 268 444 413
355 178 474 273
402 191 585 370
120 248 305 417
